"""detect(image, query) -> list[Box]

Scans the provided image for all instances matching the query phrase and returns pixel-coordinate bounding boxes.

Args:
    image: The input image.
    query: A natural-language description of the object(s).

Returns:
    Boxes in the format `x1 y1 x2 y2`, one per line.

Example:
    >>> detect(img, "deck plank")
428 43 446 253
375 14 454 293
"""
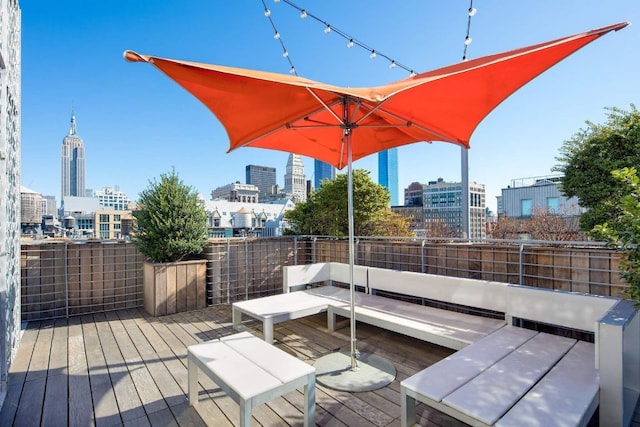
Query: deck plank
68 316 95 427
82 314 122 427
45 316 69 424
0 323 40 426
94 312 147 422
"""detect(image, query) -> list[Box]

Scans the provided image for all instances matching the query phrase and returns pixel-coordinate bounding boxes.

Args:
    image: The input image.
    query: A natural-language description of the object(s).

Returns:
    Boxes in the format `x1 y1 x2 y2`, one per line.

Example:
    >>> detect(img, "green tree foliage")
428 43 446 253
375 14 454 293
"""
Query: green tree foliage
134 170 208 263
554 106 640 231
592 168 640 303
285 169 412 237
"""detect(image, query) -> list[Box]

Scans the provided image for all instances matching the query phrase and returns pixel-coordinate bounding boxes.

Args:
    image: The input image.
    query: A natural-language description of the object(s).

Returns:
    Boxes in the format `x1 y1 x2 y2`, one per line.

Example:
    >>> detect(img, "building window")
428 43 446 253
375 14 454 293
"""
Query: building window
100 223 109 231
99 214 109 223
521 199 533 217
547 197 559 213
114 214 121 221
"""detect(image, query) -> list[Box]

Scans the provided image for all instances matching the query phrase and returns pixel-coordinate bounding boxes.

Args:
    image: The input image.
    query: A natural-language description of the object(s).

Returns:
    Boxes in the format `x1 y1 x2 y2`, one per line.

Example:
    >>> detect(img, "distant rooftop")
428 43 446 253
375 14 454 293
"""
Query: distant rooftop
509 174 563 188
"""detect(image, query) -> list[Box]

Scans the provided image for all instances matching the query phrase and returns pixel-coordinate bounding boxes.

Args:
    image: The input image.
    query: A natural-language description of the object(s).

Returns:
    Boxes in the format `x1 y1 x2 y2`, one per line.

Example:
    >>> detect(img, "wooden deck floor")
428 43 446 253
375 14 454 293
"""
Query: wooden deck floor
0 305 466 426
2 305 638 426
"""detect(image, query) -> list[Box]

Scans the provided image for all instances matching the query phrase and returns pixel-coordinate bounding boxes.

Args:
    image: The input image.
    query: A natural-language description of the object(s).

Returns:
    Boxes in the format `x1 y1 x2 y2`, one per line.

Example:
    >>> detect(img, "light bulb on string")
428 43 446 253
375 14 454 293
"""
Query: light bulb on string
274 31 280 39
410 70 417 77
283 50 289 58
464 37 472 46
300 9 307 19
264 8 271 17
468 7 477 17
370 50 376 59
290 66 296 74
324 25 331 34
389 60 396 69
347 39 354 48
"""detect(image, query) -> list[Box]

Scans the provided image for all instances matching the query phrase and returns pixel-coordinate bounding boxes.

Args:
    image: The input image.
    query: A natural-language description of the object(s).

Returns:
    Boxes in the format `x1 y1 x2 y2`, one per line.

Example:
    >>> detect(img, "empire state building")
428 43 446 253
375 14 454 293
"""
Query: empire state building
61 113 86 199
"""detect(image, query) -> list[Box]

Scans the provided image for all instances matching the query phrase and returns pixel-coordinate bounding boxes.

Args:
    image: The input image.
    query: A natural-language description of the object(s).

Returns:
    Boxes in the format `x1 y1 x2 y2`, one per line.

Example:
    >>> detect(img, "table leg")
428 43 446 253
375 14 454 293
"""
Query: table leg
232 308 241 331
240 399 252 427
188 355 198 406
263 318 274 344
401 387 416 427
304 373 316 427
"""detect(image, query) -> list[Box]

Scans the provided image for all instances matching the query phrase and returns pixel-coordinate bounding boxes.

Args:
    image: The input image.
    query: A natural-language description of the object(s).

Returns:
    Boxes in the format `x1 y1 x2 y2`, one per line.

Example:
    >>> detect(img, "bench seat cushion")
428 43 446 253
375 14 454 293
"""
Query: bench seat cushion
495 340 598 427
321 289 506 349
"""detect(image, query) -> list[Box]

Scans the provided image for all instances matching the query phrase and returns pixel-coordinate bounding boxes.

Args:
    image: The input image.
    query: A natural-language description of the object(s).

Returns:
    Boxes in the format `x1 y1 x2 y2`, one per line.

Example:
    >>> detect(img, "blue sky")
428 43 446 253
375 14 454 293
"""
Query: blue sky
21 1 639 211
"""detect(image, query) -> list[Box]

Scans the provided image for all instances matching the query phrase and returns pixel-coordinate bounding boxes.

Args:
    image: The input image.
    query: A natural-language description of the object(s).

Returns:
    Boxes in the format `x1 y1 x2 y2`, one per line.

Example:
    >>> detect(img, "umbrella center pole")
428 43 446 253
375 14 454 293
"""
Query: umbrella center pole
344 124 359 372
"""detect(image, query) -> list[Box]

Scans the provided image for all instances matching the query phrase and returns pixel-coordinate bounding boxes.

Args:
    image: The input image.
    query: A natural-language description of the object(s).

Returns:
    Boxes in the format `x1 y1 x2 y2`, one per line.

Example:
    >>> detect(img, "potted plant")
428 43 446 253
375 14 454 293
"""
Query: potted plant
134 169 209 316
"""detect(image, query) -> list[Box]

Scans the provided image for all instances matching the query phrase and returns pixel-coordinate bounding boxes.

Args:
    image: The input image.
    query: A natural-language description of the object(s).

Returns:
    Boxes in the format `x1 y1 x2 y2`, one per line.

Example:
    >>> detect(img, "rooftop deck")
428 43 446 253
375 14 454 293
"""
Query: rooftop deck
3 305 640 426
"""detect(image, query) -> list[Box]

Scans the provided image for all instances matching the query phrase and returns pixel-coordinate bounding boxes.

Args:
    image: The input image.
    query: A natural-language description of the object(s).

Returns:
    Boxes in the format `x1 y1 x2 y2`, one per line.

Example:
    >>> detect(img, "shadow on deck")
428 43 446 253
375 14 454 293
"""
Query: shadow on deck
2 305 639 426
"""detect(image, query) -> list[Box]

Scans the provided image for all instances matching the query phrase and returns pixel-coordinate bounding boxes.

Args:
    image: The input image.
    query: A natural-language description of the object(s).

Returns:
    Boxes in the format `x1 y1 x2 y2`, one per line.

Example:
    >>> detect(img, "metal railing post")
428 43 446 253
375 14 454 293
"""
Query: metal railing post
244 238 249 300
312 236 317 264
294 236 298 265
519 242 525 285
421 240 426 274
64 242 69 319
226 239 230 304
355 239 360 264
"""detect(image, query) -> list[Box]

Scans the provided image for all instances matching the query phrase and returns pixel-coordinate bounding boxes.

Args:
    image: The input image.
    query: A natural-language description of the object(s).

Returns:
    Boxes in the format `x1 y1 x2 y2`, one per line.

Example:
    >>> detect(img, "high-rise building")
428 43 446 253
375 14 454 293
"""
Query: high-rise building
284 153 306 202
378 148 399 206
61 113 86 200
246 165 276 200
423 178 486 239
0 0 21 408
313 160 335 189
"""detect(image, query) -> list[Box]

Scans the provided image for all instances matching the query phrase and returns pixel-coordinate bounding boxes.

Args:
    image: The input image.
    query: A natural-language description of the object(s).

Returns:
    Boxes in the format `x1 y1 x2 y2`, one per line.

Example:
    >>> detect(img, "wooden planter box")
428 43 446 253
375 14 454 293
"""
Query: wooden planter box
144 259 207 316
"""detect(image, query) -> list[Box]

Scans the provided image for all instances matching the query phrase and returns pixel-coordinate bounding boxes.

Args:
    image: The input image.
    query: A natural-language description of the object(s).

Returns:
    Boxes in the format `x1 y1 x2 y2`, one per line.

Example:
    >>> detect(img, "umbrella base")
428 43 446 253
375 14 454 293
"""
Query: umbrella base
313 350 396 392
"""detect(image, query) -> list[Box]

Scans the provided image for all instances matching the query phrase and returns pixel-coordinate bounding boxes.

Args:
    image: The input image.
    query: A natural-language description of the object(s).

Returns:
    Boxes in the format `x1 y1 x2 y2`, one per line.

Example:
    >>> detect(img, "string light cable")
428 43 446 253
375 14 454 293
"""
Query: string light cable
462 0 477 61
272 0 417 76
261 0 298 75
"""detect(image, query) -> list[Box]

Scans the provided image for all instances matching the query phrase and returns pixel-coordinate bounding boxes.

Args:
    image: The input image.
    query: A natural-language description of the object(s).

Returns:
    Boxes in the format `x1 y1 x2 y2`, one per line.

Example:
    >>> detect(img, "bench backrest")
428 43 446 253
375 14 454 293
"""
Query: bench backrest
328 262 369 288
507 285 618 333
367 267 509 313
283 263 331 292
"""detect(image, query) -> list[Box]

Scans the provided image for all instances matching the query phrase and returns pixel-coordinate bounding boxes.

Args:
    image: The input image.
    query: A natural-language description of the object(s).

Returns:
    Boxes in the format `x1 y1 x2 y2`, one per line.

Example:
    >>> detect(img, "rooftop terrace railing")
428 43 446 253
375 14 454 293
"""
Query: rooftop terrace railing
20 236 627 321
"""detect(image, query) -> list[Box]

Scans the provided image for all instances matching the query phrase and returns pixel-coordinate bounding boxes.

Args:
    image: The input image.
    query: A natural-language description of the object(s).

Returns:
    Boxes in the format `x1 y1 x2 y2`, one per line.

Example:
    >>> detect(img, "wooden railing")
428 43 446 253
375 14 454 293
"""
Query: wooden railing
20 237 626 321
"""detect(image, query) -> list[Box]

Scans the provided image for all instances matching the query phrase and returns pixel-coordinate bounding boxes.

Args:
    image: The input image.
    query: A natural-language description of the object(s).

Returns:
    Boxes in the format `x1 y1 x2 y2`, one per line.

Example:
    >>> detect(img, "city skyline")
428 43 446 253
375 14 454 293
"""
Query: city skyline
20 2 639 211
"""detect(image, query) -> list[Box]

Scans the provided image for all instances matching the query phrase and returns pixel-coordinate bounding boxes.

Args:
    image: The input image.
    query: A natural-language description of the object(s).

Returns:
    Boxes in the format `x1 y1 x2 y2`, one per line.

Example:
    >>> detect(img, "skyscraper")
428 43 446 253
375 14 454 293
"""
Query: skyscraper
313 159 335 190
246 164 276 199
284 153 306 202
378 148 399 206
61 113 86 200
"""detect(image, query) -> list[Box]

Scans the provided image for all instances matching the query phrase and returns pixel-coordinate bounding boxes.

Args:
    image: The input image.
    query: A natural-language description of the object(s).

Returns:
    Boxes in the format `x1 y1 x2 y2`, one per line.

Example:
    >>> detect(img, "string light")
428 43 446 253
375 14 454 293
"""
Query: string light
273 0 416 75
462 0 476 61
261 0 298 75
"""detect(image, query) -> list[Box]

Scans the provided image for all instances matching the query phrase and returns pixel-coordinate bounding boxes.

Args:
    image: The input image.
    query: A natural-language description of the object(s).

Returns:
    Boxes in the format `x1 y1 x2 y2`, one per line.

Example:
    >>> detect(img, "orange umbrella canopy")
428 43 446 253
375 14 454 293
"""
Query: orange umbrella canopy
125 22 627 170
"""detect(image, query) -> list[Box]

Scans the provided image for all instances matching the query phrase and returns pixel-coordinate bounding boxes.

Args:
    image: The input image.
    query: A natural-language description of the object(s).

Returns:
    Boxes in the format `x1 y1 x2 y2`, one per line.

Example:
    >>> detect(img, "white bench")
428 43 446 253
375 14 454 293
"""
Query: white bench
233 262 507 350
187 331 316 427
400 285 622 427
231 262 366 344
